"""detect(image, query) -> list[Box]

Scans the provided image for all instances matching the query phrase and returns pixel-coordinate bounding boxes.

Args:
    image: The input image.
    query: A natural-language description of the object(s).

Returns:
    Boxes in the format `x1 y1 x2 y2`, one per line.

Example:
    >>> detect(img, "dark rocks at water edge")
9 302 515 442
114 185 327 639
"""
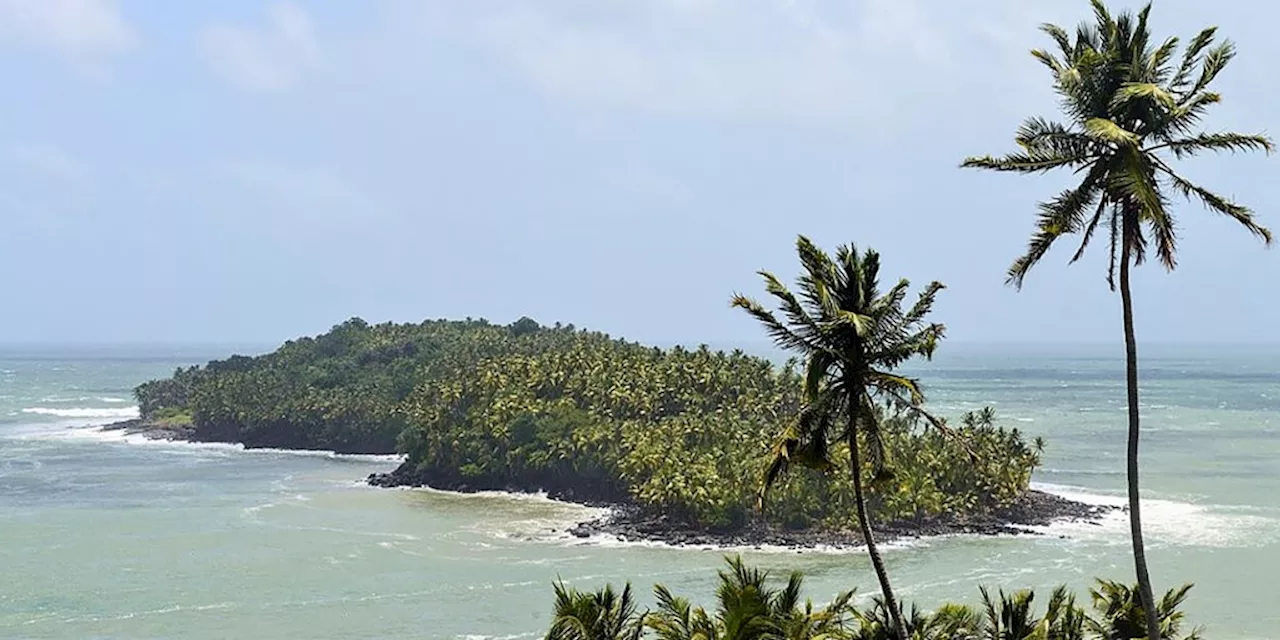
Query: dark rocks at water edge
365 464 631 509
101 418 198 442
368 463 1115 549
565 490 1113 549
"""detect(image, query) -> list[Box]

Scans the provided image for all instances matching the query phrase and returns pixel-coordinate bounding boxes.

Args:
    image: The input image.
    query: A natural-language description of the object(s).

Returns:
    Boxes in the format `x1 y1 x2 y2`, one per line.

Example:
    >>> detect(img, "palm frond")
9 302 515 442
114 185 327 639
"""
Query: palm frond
1008 173 1105 288
1071 197 1111 264
1165 91 1221 136
1016 117 1096 159
1157 163 1274 245
1110 82 1176 111
961 149 1091 174
1111 153 1175 268
1189 40 1236 96
1170 27 1218 93
730 294 825 357
1084 117 1139 145
902 281 945 326
1157 131 1275 159
1041 22 1074 60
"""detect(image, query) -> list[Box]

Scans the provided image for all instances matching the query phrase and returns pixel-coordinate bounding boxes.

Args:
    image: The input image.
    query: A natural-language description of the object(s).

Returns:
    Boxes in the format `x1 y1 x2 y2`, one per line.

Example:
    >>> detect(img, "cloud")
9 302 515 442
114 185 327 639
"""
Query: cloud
200 2 321 92
0 0 135 61
450 0 1049 127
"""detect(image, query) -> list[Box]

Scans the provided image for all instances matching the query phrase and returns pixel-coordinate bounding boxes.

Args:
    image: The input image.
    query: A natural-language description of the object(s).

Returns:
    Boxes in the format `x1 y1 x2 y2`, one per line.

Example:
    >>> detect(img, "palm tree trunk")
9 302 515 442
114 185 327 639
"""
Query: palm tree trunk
848 404 907 640
1119 225 1161 640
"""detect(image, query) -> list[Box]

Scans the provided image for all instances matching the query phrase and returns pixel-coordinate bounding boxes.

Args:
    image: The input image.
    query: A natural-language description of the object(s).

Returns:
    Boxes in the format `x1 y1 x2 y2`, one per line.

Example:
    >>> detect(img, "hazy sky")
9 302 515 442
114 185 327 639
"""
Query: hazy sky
2 0 1276 346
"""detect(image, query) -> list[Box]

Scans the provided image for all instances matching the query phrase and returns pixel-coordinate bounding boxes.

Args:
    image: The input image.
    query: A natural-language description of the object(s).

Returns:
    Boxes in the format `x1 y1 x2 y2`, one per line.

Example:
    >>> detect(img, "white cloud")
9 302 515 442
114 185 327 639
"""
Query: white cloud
0 0 135 60
201 2 321 92
450 0 1046 126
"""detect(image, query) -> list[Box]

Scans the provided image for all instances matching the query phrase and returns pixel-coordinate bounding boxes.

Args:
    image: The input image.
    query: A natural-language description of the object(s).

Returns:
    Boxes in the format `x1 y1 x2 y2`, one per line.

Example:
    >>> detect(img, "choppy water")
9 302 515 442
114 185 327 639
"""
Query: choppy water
1 344 1277 639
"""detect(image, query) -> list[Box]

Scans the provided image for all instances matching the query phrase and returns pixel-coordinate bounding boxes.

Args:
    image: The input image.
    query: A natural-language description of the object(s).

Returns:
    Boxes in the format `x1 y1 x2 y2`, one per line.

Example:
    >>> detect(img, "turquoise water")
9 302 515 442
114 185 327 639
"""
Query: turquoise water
1 345 1277 639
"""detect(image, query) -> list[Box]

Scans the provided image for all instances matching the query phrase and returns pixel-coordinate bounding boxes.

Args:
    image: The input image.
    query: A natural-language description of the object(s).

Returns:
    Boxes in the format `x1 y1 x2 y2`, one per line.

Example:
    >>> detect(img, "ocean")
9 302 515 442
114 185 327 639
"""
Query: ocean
1 344 1276 639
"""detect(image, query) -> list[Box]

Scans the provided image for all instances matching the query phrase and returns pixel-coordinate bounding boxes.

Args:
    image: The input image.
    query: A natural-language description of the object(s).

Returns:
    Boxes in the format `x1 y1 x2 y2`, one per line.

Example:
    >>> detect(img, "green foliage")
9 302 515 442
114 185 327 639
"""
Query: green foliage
963 0 1272 287
645 556 855 640
135 317 1040 530
544 558 1205 640
149 406 194 426
547 581 645 640
134 366 203 418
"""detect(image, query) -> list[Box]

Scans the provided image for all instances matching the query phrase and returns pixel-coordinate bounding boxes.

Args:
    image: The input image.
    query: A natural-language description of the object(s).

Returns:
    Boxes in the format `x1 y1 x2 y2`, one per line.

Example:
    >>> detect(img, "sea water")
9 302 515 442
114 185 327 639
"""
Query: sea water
1 344 1276 639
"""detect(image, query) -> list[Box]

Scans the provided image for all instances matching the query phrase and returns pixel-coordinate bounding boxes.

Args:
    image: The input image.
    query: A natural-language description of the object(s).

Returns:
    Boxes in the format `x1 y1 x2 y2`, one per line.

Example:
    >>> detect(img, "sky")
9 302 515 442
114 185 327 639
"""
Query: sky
1 0 1277 346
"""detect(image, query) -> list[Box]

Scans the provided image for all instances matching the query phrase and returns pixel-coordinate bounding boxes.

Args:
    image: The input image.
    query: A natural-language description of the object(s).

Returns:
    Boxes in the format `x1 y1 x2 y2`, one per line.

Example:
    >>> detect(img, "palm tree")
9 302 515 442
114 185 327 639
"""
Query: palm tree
546 580 646 640
1086 580 1204 640
961 3 1271 639
732 236 946 640
645 556 855 640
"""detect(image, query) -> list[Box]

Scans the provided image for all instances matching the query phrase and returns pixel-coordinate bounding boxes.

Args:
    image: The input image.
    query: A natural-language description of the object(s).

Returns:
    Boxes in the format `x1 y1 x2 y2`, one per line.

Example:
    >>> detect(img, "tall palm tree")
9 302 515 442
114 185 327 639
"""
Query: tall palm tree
732 236 945 640
961 3 1271 639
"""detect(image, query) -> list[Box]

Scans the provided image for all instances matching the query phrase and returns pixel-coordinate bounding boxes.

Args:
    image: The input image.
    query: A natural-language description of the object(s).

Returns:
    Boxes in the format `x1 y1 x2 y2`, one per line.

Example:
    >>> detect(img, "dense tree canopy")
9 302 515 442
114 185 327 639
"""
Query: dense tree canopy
136 317 1042 531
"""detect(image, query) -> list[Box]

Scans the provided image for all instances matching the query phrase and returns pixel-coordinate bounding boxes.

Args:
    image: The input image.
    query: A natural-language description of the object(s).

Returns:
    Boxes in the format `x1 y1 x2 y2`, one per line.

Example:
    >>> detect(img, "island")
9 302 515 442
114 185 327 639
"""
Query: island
115 317 1109 548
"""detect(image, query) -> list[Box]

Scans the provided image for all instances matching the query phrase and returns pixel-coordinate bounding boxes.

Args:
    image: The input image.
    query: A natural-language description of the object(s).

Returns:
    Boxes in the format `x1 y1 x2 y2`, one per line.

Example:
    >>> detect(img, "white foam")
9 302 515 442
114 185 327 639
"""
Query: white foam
7 420 405 468
562 531 927 555
1032 482 1280 549
21 406 139 419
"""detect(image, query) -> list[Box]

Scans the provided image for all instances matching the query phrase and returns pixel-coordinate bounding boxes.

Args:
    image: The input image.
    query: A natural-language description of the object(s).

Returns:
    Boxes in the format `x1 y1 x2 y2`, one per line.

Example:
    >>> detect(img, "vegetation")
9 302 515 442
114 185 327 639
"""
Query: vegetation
962 2 1271 638
543 557 1204 640
732 236 947 639
135 316 1042 533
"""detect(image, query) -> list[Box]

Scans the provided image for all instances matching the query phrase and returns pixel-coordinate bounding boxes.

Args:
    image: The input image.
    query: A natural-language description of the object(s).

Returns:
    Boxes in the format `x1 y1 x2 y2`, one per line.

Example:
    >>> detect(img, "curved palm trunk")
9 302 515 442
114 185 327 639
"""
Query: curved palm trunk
848 405 907 640
1119 230 1161 640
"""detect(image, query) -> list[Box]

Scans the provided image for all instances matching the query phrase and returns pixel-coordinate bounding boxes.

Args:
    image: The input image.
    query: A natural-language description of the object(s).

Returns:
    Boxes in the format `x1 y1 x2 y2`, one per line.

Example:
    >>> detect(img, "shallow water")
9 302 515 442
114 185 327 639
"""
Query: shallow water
1 344 1277 639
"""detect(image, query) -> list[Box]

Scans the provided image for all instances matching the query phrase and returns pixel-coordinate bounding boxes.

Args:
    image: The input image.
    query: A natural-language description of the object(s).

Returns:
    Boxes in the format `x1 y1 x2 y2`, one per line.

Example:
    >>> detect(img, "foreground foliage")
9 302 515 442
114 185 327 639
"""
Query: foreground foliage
136 317 1040 531
545 557 1204 640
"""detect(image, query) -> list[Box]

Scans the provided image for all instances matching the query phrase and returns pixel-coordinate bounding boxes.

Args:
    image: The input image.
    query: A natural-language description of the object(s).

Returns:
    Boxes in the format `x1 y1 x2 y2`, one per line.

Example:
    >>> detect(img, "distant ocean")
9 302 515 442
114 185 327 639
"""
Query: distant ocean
2 344 1277 639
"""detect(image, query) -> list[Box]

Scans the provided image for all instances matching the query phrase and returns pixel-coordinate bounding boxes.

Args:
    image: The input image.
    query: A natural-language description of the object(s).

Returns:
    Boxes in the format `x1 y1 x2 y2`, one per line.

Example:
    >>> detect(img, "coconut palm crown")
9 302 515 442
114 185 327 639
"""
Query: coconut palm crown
731 235 945 640
963 0 1272 289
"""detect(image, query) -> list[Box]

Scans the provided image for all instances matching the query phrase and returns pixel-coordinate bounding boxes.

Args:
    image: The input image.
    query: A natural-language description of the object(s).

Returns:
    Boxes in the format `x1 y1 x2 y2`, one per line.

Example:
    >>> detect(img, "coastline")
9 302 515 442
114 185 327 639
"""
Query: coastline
366 463 1116 551
562 489 1112 549
101 418 1115 550
101 417 198 442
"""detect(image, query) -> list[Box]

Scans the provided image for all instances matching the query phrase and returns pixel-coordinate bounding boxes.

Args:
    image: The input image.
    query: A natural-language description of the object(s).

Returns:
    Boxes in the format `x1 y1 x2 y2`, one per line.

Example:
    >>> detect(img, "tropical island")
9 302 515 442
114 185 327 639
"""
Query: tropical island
117 304 1102 549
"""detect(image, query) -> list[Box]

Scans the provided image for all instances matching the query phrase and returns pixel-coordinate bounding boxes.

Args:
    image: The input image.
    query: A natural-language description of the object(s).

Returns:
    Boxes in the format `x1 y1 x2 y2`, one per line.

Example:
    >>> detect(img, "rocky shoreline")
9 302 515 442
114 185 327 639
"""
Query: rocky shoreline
101 418 199 442
366 465 1116 550
102 419 1115 550
561 490 1112 549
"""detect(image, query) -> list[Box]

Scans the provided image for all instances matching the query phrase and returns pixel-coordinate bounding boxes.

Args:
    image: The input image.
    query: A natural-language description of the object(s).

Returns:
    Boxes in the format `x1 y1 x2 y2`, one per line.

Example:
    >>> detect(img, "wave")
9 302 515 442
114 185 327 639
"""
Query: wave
8 421 403 466
1031 482 1280 549
559 531 929 556
36 395 131 404
113 435 406 464
21 406 139 419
